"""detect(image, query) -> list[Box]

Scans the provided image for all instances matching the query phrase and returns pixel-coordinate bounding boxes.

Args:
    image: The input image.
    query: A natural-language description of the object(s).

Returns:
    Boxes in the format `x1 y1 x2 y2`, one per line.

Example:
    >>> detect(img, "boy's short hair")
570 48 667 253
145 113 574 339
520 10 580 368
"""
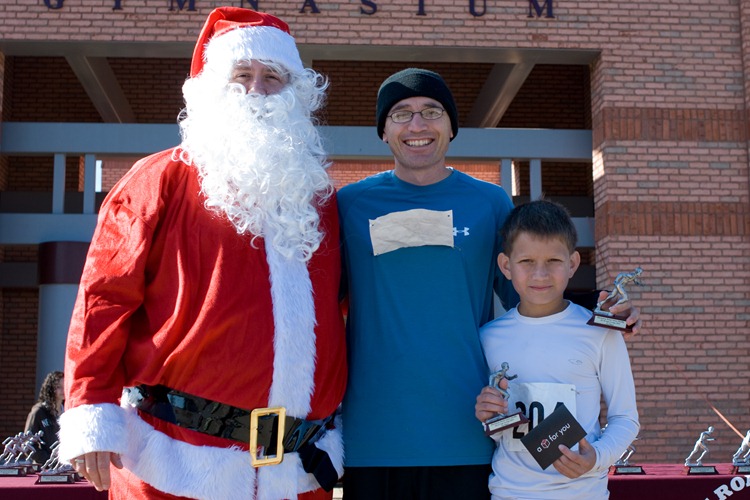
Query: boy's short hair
500 199 578 254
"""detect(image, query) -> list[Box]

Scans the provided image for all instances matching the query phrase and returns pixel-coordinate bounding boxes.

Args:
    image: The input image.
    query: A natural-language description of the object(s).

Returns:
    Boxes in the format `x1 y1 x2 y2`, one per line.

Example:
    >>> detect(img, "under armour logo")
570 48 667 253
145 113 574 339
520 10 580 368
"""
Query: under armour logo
453 227 470 236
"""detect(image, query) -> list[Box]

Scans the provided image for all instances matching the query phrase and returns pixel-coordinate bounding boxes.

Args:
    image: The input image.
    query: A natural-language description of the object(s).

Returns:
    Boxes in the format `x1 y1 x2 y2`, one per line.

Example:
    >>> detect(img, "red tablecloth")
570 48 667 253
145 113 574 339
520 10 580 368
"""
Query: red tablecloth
3 463 749 499
609 463 750 500
0 473 107 500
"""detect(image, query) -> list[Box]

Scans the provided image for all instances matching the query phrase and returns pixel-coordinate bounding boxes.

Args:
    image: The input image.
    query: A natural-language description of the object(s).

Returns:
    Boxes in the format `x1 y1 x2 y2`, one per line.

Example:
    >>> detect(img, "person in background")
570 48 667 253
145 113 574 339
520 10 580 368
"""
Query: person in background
337 68 641 500
59 7 346 500
24 370 64 464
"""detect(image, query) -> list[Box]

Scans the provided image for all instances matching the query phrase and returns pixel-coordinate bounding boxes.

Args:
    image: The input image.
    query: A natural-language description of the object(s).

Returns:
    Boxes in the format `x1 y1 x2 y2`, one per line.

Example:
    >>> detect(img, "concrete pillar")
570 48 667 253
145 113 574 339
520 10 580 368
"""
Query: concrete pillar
36 241 88 392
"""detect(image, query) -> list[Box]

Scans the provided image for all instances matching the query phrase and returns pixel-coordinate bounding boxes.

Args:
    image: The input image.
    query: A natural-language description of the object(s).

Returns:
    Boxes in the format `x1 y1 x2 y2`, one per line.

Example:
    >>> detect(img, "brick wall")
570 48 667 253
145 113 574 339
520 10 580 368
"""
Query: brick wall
6 57 100 122
1 51 9 190
512 161 593 197
6 155 82 191
1 50 5 431
499 65 590 129
97 156 140 191
109 58 190 123
0 241 39 439
329 160 500 189
587 0 750 460
315 61 493 127
0 245 41 436
0 288 39 438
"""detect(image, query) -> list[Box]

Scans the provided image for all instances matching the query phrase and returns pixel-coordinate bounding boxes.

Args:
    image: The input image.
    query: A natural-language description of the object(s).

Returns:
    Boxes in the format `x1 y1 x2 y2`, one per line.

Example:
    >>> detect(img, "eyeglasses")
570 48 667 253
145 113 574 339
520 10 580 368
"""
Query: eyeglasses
387 107 445 124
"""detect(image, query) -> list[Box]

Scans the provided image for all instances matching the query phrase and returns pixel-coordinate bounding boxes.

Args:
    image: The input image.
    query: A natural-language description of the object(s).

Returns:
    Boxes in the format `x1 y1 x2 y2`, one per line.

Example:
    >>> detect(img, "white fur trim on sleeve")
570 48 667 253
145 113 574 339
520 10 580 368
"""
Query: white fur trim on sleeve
58 403 129 463
314 416 344 479
293 419 345 494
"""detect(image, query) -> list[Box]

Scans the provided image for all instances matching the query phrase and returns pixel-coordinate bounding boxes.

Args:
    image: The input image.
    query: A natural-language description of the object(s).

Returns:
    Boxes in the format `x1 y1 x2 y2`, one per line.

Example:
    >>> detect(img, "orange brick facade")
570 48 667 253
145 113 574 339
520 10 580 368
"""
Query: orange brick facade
1 0 749 467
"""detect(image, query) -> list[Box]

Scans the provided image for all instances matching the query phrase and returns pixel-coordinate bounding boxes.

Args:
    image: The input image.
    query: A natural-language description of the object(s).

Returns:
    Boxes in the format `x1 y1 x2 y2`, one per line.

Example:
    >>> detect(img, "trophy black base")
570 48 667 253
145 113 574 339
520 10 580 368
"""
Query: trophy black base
686 465 717 475
733 465 750 474
612 465 644 475
38 472 76 484
483 411 529 436
587 312 632 332
0 466 26 477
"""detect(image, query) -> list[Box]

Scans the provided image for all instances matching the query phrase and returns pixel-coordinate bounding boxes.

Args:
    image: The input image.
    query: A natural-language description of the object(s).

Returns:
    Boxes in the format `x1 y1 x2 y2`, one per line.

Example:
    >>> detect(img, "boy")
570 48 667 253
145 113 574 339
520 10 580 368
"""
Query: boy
475 199 639 499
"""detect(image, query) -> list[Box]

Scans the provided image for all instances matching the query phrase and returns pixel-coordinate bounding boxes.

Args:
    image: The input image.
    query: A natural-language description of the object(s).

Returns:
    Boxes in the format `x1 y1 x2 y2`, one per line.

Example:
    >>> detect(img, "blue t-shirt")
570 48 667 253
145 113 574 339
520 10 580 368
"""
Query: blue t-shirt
338 169 516 466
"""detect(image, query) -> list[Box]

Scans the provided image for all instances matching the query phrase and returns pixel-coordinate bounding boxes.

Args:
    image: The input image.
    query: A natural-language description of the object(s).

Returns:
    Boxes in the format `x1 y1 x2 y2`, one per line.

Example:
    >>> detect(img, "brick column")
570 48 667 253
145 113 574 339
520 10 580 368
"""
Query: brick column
741 0 750 188
590 41 750 462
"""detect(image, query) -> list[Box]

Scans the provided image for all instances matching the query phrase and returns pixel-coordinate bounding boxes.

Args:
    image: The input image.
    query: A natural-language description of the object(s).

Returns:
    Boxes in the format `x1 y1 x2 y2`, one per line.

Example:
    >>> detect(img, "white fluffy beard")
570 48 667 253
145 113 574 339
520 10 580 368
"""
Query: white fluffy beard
177 80 333 262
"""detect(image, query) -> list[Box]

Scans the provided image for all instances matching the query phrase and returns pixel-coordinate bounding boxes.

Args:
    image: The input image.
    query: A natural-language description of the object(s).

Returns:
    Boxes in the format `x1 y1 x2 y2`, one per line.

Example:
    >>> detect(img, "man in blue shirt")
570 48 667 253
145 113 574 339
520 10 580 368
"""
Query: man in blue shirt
338 68 640 500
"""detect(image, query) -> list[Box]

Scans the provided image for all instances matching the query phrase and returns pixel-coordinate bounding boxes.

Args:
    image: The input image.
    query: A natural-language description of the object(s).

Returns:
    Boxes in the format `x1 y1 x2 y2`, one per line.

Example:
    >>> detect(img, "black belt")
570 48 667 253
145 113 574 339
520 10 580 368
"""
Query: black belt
131 385 338 491
129 384 337 486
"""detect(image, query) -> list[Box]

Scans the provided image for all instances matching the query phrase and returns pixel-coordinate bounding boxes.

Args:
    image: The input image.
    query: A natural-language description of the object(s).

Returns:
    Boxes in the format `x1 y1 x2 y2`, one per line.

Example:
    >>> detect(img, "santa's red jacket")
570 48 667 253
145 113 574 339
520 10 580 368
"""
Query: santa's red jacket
60 149 347 499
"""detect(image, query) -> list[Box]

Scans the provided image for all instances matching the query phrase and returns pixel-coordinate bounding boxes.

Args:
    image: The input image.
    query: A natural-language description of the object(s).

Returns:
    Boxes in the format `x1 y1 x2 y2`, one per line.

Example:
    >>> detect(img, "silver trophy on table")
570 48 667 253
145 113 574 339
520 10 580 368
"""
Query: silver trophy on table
684 426 718 474
0 433 27 476
613 436 643 474
0 430 43 476
732 429 750 474
37 442 79 484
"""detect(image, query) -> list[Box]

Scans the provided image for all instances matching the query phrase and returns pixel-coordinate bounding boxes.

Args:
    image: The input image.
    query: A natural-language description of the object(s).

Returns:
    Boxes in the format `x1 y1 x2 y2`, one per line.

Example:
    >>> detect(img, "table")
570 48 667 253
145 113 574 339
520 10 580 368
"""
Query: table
0 473 107 500
609 463 750 500
3 464 749 499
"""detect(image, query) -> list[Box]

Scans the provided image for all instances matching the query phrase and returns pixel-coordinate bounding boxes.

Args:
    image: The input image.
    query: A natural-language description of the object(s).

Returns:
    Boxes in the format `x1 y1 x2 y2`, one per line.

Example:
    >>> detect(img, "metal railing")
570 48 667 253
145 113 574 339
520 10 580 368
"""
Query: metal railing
0 122 593 246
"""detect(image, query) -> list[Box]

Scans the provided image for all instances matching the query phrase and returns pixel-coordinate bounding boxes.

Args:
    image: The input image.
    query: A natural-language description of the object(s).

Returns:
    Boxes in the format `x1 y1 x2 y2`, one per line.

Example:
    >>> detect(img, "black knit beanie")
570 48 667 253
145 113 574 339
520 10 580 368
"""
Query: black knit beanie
376 68 459 141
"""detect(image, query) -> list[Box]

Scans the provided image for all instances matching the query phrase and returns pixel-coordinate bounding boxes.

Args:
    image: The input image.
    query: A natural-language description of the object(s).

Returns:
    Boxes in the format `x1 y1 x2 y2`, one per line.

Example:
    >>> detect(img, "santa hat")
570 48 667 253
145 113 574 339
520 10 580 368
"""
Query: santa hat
190 7 304 78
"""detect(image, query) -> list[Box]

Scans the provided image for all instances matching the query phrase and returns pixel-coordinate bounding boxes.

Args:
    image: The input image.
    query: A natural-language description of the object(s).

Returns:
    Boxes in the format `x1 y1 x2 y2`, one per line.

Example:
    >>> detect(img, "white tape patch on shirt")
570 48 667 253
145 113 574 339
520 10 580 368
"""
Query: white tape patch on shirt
369 209 454 256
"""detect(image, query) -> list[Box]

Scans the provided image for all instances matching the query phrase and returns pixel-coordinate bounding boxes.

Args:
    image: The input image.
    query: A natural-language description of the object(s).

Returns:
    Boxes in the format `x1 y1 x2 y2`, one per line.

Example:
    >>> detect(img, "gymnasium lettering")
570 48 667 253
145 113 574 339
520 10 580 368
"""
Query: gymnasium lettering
43 0 555 19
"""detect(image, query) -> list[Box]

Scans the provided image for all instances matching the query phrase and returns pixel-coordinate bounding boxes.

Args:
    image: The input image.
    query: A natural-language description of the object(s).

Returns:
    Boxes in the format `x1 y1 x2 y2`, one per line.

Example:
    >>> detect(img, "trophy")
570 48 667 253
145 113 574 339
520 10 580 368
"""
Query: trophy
483 362 529 436
684 426 718 474
732 430 750 474
37 442 79 484
0 433 27 476
587 267 643 332
22 430 44 472
0 431 42 476
612 437 643 474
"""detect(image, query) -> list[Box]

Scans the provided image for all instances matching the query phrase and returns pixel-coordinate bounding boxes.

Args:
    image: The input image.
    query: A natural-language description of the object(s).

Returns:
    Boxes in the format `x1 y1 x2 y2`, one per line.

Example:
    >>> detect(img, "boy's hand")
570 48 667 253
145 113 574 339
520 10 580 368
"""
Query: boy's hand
553 438 596 478
597 290 642 337
475 383 509 422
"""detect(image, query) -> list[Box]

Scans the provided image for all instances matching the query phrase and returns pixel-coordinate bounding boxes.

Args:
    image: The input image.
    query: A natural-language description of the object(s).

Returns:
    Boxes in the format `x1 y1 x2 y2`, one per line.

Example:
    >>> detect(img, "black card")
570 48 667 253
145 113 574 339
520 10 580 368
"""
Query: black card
520 403 587 470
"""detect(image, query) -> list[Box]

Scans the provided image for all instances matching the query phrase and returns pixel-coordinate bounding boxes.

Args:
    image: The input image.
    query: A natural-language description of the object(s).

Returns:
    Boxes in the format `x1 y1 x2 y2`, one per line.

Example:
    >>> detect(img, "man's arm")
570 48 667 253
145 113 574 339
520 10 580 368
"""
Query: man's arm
61 194 154 485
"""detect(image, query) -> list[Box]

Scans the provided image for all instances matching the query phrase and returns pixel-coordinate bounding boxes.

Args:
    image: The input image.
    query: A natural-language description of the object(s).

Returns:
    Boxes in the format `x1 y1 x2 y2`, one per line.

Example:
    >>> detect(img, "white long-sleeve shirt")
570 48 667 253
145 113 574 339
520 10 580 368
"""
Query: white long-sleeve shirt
480 302 640 500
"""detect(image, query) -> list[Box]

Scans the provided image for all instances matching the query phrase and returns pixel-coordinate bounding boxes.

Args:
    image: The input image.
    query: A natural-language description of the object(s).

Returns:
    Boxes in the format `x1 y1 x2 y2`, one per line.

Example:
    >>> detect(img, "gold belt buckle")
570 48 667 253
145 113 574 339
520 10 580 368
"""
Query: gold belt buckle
249 406 286 467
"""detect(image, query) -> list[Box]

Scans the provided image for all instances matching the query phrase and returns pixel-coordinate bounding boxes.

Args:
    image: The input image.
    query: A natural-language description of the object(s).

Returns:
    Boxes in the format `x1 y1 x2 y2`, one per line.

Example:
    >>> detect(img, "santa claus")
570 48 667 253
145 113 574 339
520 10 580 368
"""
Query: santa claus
59 7 346 500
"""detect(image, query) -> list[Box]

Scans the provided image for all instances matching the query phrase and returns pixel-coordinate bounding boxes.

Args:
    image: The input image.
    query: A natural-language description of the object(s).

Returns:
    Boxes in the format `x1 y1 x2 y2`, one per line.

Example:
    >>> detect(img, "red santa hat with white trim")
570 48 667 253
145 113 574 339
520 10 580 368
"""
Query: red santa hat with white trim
190 7 304 78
